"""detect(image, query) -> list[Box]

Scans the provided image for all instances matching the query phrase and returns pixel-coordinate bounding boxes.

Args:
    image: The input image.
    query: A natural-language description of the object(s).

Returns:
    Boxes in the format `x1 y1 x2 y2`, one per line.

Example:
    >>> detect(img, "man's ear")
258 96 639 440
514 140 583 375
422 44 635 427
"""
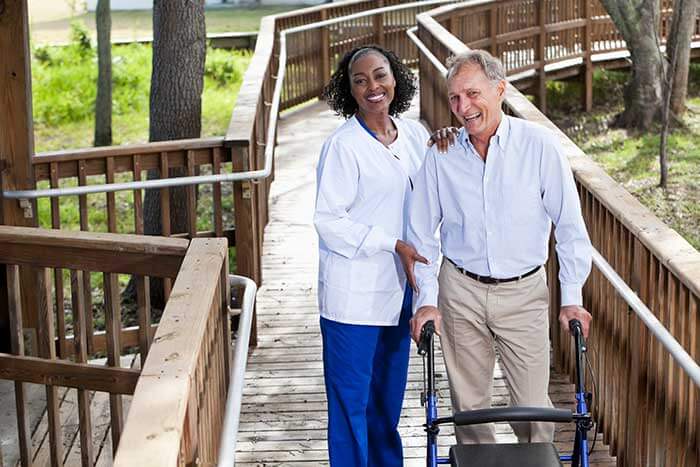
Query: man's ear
497 80 506 97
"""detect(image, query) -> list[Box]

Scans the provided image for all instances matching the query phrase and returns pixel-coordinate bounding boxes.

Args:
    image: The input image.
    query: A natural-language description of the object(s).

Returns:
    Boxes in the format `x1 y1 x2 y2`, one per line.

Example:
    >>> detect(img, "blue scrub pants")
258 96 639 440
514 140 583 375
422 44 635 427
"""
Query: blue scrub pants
320 286 412 467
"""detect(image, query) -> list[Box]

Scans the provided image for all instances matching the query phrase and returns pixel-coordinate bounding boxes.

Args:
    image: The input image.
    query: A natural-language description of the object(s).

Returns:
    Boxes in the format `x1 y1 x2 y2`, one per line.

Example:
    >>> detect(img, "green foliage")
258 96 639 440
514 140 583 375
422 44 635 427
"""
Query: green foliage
70 20 92 57
31 40 249 139
205 47 249 86
32 37 151 126
546 69 627 112
550 87 700 252
590 69 627 107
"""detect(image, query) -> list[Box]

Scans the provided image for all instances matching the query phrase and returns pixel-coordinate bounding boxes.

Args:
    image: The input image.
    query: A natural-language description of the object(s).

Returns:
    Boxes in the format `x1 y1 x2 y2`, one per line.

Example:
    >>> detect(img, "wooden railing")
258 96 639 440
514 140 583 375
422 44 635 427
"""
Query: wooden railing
33 137 233 242
0 228 232 466
275 0 464 110
416 5 699 466
425 0 700 111
0 226 191 466
114 238 231 466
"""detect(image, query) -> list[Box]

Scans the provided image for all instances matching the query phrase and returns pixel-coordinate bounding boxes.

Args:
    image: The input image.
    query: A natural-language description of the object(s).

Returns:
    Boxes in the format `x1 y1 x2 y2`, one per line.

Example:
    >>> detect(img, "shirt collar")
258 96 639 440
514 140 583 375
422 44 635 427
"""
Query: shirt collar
460 112 510 153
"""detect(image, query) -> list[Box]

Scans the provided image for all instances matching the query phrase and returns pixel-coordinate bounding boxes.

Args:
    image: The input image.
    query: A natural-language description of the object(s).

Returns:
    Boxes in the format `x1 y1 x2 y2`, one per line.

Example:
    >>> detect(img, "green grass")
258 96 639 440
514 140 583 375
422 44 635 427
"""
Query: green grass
32 36 251 151
30 5 305 44
547 67 700 251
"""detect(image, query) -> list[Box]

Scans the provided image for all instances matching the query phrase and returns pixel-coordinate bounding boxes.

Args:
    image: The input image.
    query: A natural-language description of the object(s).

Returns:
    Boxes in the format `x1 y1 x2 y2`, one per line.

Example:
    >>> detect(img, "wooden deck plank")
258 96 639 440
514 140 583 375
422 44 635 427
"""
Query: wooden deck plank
237 99 617 465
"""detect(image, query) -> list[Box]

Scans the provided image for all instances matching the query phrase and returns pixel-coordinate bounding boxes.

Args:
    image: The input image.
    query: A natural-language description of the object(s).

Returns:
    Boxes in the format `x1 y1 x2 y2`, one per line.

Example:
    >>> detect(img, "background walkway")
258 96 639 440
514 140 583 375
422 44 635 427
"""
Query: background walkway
235 99 616 466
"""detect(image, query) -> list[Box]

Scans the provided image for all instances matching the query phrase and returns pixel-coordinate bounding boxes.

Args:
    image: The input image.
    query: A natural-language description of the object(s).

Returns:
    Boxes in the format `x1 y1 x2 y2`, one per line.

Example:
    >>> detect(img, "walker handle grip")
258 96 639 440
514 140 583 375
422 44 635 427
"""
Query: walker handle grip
452 407 574 426
418 320 435 355
569 319 583 337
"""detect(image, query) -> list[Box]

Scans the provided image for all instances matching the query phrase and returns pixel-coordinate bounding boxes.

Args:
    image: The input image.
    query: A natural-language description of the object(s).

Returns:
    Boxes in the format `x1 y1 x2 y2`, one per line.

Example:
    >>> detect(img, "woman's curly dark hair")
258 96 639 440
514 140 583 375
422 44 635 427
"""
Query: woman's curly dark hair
321 45 417 119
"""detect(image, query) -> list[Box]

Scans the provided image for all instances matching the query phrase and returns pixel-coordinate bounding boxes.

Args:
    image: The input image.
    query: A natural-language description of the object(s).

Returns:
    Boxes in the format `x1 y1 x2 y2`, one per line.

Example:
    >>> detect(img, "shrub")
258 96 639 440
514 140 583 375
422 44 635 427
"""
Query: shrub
204 47 249 86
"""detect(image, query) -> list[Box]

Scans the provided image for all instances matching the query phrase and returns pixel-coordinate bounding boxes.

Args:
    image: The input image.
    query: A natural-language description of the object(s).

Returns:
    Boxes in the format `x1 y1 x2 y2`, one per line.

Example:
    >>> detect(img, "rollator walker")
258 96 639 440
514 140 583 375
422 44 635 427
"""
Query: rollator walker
418 319 594 467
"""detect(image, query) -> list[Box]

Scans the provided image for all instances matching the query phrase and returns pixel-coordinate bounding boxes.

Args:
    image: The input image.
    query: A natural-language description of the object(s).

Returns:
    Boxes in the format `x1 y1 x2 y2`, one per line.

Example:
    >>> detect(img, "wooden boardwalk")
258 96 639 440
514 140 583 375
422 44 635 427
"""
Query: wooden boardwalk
235 99 617 466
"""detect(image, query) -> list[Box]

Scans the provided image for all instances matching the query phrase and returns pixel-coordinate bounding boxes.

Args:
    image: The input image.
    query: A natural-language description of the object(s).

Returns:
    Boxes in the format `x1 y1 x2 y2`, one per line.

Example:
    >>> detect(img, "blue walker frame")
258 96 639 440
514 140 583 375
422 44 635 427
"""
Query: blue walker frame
418 319 593 467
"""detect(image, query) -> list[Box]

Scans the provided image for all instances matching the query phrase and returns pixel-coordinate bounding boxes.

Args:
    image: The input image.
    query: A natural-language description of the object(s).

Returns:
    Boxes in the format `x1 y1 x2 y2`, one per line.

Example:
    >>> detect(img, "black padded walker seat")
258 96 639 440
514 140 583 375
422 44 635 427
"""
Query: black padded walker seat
449 442 562 467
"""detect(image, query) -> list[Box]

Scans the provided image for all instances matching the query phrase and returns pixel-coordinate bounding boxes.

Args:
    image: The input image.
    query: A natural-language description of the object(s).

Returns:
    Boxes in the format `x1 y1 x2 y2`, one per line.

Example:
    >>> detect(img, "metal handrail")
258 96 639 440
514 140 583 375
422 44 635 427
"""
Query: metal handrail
409 24 700 388
282 0 454 35
406 26 448 75
2 35 286 201
592 250 700 387
217 274 258 467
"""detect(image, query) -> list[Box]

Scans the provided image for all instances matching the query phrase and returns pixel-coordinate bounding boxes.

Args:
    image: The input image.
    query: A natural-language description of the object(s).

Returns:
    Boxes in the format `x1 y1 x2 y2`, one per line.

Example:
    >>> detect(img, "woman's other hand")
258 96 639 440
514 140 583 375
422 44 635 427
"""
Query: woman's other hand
427 126 459 153
395 240 428 293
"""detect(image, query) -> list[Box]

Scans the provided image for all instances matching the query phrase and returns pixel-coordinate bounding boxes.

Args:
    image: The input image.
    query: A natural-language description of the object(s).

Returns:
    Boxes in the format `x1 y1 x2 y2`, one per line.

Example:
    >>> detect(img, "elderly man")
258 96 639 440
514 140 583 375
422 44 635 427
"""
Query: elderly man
403 50 593 444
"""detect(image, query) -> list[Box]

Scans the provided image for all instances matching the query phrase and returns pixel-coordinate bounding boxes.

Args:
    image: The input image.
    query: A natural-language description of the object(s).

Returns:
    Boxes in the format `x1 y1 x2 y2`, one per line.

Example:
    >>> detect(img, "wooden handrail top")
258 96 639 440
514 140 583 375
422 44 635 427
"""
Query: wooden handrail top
271 0 370 20
417 5 700 298
114 238 228 467
0 353 140 394
416 12 467 57
0 225 189 277
225 15 275 147
0 225 188 253
429 0 495 18
33 136 224 164
283 0 453 35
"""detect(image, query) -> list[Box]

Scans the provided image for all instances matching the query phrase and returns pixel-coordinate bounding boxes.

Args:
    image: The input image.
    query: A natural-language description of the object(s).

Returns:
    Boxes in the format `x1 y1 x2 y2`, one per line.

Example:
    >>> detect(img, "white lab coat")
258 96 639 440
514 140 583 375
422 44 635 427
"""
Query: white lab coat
314 115 429 325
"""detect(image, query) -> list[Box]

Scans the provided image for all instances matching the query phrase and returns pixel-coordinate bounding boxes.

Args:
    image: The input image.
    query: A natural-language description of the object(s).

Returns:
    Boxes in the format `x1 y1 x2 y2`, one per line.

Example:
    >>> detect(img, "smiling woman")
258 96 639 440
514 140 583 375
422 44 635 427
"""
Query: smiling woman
314 45 430 467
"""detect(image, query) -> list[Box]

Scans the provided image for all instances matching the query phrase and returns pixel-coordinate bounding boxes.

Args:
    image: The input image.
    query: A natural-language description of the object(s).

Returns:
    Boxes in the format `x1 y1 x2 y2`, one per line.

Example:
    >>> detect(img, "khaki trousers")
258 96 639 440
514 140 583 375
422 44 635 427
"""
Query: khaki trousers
438 259 554 444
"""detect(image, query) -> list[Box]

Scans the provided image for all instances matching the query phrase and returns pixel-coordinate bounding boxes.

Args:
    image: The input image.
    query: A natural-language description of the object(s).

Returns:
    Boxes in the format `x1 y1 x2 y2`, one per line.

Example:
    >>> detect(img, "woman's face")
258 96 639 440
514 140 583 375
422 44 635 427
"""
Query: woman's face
349 52 396 116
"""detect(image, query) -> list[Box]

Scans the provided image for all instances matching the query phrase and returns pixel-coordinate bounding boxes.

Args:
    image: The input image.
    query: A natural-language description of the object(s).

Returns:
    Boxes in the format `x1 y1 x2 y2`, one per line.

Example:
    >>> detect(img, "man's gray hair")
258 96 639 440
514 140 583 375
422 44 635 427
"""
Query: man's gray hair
445 50 506 84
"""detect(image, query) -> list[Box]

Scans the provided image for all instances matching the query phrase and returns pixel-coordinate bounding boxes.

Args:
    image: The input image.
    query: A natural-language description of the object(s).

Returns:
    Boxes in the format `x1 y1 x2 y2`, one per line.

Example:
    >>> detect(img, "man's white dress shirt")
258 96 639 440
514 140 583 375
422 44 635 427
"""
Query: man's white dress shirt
408 114 592 310
315 115 430 325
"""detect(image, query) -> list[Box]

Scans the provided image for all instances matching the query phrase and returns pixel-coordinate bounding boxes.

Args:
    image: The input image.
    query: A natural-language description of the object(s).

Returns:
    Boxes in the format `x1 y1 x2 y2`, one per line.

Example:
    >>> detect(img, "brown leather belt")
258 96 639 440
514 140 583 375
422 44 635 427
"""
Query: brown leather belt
447 258 541 285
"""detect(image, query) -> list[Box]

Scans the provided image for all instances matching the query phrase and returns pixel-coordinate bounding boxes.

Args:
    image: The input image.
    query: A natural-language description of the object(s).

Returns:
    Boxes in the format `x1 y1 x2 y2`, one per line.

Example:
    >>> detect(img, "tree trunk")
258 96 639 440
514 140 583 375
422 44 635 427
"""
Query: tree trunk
667 0 699 117
600 0 664 130
94 0 112 146
137 0 206 311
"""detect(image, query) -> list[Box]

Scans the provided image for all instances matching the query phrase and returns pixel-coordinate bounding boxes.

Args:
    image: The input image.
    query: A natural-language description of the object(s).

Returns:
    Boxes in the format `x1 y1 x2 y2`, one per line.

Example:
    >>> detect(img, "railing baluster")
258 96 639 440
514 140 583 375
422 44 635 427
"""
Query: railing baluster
676 283 690 464
70 270 94 467
133 155 144 235
132 155 152 365
160 152 172 300
78 160 95 355
106 157 117 233
186 150 197 238
36 267 63 465
103 272 124 453
49 162 67 359
7 265 32 467
212 147 224 238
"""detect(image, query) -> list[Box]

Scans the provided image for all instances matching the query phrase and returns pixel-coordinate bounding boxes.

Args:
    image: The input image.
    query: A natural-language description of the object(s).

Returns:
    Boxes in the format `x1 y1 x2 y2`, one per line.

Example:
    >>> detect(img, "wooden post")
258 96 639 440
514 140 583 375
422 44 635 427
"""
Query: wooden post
373 0 385 47
489 4 498 56
320 9 331 90
0 0 41 354
581 0 593 111
537 0 547 113
232 145 260 346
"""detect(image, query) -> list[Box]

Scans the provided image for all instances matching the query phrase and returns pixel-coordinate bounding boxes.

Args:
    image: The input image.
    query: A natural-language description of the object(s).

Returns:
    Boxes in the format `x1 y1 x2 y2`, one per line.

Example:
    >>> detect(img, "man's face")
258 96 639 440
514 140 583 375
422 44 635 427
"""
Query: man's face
447 63 505 142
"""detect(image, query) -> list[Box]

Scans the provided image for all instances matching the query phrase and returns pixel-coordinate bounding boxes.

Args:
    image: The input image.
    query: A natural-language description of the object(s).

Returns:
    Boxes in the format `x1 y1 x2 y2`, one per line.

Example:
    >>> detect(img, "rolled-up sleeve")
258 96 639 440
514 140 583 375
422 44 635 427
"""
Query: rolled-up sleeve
314 139 397 259
540 139 592 306
407 149 443 310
